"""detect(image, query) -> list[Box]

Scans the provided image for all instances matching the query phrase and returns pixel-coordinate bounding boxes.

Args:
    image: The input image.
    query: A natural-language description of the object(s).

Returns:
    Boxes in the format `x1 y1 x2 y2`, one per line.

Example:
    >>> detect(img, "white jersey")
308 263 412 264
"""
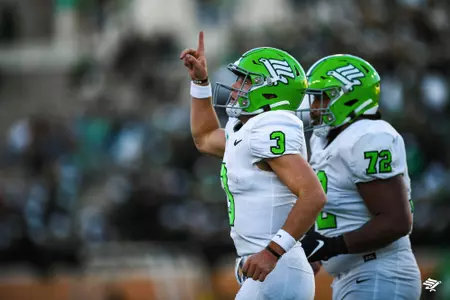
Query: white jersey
309 119 413 275
221 110 307 257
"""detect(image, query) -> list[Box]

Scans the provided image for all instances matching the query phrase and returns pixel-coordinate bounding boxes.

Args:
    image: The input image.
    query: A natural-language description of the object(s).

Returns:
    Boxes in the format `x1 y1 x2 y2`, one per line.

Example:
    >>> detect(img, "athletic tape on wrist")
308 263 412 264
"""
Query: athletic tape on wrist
271 229 297 253
190 82 212 99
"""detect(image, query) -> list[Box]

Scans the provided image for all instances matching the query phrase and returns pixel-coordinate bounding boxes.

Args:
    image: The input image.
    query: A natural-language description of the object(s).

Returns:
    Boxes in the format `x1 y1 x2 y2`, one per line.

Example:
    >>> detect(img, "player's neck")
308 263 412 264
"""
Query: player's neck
326 123 350 145
239 115 253 124
326 114 379 144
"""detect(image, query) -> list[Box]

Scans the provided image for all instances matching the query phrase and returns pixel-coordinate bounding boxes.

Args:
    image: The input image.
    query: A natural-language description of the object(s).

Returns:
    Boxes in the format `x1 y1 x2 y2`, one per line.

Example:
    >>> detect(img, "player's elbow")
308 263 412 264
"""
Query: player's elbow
398 213 413 237
388 211 412 238
296 187 326 213
316 192 327 211
192 136 208 154
311 190 327 213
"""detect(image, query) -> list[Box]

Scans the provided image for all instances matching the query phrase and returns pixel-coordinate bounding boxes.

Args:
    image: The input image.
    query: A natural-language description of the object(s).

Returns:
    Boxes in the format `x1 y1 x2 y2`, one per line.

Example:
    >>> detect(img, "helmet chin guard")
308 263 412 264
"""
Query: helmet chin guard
313 126 331 138
226 104 244 118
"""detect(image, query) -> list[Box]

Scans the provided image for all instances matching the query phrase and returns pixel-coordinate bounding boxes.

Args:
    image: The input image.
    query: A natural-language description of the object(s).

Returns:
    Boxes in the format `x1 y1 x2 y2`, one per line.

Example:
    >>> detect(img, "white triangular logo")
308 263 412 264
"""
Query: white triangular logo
259 58 295 85
327 64 365 91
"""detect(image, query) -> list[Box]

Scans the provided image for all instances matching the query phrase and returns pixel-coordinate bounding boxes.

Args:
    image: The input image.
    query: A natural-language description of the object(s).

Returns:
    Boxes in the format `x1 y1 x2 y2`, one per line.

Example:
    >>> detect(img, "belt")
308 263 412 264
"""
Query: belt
333 250 392 280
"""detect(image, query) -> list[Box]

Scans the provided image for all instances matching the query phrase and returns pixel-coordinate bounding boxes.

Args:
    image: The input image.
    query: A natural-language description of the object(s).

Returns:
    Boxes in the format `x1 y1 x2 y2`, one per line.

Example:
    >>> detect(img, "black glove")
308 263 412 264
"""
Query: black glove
301 229 348 262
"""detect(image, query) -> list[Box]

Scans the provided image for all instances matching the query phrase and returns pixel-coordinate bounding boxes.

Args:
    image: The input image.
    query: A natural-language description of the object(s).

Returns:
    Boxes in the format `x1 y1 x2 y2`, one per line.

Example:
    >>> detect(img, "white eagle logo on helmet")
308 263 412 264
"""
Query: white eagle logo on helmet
327 64 365 92
259 58 295 86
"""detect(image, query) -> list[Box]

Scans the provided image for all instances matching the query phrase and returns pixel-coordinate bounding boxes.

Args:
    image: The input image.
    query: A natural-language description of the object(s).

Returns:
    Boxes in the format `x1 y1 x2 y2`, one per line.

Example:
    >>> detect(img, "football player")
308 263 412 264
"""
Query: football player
180 32 326 300
298 54 422 300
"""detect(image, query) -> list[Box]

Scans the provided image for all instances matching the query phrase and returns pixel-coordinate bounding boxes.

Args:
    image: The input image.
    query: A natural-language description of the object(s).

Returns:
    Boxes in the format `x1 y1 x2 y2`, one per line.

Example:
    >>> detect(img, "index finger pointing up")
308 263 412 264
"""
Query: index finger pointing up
197 31 205 55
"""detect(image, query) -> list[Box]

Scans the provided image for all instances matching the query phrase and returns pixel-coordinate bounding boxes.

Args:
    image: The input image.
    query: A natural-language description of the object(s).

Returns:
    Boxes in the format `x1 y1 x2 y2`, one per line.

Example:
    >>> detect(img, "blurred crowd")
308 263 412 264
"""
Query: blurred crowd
0 0 449 285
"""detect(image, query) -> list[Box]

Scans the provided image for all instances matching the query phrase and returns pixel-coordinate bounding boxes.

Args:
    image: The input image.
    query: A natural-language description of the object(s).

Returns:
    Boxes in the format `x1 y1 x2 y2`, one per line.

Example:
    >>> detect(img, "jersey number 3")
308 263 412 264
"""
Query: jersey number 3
270 131 285 155
316 170 337 230
220 163 235 226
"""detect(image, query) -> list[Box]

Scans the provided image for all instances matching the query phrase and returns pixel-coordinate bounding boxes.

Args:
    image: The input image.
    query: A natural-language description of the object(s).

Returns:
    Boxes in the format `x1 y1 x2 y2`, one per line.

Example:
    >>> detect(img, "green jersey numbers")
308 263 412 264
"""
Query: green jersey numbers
317 170 328 194
270 131 286 155
317 212 337 230
315 170 337 230
364 150 392 175
220 162 235 226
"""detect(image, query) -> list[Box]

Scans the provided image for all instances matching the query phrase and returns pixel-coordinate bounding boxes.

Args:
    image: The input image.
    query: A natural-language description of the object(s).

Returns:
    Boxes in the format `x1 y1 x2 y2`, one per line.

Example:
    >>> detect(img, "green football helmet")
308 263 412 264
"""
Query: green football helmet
298 54 381 134
214 47 308 118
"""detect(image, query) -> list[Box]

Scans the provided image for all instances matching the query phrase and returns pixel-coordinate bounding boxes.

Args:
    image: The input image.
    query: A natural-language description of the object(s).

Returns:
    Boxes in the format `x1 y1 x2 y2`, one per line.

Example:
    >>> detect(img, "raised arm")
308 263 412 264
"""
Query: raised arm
180 31 225 158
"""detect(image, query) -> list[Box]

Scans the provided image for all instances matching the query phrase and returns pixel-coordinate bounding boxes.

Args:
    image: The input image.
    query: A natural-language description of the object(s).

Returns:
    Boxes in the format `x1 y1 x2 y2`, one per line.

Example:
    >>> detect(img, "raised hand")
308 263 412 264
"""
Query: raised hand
180 31 208 82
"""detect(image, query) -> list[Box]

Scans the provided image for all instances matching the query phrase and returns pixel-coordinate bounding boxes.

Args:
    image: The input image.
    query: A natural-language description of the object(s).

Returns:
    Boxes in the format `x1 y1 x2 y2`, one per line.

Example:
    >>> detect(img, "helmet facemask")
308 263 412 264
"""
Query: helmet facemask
298 87 344 135
214 64 266 118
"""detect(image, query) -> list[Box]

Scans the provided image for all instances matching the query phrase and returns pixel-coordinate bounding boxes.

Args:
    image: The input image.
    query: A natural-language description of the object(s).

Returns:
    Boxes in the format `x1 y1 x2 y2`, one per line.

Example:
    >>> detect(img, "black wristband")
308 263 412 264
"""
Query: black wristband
265 245 282 260
192 77 209 84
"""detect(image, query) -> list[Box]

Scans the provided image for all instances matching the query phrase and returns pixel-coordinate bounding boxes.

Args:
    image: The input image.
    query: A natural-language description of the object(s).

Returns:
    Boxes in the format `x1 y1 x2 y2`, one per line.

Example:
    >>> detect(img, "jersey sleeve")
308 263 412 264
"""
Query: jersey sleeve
346 132 407 183
249 113 306 160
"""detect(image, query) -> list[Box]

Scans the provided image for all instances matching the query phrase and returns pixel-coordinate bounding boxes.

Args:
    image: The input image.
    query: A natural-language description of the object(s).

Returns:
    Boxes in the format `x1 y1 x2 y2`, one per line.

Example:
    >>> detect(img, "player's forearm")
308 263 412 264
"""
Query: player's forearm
268 192 325 256
190 96 221 150
343 214 411 253
283 193 326 240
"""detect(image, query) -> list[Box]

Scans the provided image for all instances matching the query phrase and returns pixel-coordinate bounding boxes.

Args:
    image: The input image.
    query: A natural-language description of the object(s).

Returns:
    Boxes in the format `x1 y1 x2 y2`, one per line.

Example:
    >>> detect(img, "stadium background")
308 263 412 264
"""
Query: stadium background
0 0 449 299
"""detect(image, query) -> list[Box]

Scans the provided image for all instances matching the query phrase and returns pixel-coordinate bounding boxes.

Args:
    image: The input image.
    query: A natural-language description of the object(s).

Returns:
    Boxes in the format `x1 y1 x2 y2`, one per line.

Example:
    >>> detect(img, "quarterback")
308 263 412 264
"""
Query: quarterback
180 32 326 300
299 54 422 300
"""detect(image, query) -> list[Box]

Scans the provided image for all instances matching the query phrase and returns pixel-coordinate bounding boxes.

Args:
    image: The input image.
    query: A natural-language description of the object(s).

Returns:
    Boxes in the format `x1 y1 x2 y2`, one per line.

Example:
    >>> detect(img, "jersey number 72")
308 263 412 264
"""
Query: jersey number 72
316 170 338 230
